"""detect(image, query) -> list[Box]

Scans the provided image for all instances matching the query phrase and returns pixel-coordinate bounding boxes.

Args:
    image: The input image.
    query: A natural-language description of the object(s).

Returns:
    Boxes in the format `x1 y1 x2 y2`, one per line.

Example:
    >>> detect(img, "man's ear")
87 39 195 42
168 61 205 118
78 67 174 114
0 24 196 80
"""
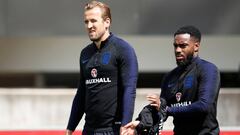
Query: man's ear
194 42 200 52
104 18 111 28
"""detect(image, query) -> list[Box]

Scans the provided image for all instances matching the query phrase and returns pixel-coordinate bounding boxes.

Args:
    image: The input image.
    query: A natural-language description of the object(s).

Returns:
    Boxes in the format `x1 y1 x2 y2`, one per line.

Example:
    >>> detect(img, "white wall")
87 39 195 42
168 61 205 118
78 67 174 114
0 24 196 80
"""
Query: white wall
0 88 239 130
0 36 239 73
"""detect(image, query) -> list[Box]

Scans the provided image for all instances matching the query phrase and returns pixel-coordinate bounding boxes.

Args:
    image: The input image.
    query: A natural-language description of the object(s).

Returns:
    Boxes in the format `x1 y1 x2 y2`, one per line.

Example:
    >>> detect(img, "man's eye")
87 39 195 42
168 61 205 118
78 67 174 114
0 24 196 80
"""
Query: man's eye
181 45 187 48
173 44 188 49
173 44 178 48
91 20 97 23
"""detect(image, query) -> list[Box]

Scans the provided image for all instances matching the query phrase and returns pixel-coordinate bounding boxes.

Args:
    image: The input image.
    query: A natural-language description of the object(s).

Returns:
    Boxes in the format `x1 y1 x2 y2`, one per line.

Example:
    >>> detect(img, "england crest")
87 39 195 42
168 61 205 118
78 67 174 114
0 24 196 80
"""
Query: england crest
91 68 97 78
176 92 182 102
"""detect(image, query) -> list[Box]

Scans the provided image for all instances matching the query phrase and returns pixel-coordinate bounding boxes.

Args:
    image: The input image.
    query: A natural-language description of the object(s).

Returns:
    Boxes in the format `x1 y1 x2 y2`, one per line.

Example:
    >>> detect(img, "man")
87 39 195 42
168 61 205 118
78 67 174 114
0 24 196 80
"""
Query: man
65 1 138 135
124 26 220 135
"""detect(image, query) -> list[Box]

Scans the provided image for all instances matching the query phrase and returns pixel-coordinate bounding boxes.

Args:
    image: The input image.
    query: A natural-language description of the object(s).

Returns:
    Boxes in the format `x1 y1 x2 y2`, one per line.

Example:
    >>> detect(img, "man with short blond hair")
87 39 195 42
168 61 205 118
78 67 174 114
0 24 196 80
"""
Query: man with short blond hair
65 1 138 135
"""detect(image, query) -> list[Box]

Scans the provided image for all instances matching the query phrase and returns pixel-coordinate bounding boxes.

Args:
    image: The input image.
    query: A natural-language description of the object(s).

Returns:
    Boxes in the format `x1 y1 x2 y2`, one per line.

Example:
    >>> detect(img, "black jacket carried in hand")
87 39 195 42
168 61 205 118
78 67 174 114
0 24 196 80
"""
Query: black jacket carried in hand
135 98 167 135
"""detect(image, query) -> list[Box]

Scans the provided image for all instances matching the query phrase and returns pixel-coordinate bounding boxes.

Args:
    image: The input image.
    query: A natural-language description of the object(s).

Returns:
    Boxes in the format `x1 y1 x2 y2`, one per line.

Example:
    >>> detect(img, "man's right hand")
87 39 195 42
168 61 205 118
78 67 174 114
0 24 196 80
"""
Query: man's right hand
146 94 161 111
65 129 73 135
121 121 140 135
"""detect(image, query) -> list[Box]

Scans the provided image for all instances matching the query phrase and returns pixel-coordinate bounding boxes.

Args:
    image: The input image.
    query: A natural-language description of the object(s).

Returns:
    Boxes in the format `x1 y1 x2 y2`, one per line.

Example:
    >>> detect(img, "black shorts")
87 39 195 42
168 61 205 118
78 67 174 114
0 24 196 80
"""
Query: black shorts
82 126 120 135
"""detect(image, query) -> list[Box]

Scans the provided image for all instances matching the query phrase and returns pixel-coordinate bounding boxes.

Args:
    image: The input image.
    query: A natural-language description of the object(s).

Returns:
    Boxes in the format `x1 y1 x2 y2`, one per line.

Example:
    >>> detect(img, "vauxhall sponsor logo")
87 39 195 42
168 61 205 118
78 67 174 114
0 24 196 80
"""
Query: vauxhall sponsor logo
171 101 191 107
86 78 111 84
170 92 191 107
85 68 111 85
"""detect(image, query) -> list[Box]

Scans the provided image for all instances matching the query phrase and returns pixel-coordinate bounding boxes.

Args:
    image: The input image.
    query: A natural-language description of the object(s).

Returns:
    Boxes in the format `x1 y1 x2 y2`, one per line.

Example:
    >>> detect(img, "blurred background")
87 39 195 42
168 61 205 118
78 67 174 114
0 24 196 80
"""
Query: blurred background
0 0 240 133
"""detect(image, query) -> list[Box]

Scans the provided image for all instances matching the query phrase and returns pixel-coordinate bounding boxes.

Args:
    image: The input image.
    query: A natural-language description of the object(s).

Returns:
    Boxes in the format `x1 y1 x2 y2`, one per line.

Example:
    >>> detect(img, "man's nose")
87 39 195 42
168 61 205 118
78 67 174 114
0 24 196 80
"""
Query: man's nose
87 22 93 29
175 46 182 53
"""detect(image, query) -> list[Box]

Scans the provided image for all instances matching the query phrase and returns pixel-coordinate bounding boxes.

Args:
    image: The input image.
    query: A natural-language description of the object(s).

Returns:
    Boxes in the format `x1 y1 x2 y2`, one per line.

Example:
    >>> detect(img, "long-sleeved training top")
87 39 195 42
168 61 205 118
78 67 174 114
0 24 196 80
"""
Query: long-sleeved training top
67 33 138 131
161 56 220 135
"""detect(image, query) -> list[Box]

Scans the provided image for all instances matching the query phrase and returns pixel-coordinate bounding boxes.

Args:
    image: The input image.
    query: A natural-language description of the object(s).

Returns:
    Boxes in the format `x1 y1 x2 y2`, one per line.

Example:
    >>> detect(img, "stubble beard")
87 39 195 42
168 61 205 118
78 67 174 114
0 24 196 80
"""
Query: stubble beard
89 33 100 42
89 30 106 43
176 53 194 67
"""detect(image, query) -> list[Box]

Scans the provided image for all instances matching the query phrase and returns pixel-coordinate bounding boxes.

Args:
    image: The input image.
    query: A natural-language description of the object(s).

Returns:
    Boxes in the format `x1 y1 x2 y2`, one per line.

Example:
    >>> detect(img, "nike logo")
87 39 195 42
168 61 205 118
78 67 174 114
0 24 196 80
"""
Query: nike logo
168 83 175 88
82 59 89 64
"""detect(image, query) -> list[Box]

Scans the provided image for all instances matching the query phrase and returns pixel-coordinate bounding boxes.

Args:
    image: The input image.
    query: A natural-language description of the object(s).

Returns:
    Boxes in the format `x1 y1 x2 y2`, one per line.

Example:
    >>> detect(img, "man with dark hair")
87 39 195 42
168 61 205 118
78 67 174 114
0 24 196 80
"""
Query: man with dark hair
123 25 220 135
65 1 138 135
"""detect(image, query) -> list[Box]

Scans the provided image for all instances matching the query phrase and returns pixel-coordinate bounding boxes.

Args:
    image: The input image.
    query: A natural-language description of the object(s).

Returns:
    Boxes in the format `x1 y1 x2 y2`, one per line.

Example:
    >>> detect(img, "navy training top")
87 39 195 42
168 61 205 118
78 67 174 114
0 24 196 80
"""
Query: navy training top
67 33 138 131
161 56 220 135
